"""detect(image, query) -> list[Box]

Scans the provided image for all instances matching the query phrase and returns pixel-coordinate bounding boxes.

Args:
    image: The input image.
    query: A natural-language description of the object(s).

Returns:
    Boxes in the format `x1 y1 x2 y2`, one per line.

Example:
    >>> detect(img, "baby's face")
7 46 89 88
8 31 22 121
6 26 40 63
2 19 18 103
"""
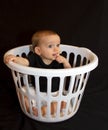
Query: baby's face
37 34 61 64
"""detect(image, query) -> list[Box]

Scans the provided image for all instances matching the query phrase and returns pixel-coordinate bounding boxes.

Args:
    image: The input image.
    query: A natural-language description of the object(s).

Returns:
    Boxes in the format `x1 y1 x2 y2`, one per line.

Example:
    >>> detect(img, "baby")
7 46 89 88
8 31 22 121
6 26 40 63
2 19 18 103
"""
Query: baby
4 30 71 116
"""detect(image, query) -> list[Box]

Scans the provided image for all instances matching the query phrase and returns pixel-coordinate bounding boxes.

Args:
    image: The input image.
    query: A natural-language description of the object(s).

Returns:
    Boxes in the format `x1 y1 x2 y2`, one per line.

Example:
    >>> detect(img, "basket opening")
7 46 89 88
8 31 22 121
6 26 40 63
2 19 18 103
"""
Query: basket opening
14 48 92 71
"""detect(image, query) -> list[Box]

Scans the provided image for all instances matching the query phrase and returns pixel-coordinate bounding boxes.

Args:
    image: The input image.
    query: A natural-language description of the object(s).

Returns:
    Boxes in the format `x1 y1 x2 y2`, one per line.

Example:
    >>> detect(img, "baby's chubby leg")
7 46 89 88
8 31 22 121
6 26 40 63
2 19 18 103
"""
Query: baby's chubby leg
51 102 57 115
24 96 38 116
61 101 67 109
18 87 38 116
51 101 67 115
41 102 57 116
41 105 47 116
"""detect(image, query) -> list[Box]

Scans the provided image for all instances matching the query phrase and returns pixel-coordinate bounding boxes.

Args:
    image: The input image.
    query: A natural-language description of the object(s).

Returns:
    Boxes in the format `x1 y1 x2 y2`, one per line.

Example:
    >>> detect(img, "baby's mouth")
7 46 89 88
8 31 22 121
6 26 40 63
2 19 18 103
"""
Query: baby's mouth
53 53 59 57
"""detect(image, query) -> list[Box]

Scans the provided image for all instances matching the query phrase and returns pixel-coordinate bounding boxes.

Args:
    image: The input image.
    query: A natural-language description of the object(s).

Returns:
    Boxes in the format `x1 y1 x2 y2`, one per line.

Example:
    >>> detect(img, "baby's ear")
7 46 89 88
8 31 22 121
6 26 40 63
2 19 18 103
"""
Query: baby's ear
34 47 41 55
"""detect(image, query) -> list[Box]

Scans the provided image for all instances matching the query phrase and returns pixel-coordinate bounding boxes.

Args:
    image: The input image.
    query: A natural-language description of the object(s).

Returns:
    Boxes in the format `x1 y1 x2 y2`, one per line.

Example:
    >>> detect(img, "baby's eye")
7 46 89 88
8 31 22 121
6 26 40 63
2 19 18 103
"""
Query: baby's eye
48 45 53 48
57 44 60 47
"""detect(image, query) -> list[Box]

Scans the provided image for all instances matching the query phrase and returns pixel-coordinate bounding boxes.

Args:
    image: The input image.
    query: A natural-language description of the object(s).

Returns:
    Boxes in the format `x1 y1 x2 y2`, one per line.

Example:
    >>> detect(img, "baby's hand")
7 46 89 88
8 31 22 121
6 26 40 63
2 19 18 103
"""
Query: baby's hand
55 55 66 64
55 54 71 68
4 54 29 66
4 54 17 64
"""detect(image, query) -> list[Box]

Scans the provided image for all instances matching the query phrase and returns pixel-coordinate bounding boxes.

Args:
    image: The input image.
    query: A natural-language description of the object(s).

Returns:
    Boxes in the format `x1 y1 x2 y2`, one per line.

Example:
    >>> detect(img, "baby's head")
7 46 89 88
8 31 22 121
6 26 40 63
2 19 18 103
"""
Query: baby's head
31 30 60 51
31 30 61 64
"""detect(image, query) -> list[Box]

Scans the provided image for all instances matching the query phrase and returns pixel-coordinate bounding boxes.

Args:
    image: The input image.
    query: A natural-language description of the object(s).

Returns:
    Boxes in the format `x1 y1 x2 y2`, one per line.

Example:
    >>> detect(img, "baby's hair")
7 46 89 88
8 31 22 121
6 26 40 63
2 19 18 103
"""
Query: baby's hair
31 30 59 51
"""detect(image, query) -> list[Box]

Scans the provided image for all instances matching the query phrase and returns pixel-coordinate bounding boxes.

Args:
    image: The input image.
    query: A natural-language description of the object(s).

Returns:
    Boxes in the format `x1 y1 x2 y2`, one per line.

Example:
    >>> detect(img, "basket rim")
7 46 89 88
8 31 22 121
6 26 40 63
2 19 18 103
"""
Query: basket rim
4 44 98 76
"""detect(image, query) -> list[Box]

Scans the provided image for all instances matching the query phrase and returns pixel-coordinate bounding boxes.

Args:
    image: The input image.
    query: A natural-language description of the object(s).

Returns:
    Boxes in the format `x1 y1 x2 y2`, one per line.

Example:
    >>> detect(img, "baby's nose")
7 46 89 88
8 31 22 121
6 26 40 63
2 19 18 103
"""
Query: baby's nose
54 47 59 51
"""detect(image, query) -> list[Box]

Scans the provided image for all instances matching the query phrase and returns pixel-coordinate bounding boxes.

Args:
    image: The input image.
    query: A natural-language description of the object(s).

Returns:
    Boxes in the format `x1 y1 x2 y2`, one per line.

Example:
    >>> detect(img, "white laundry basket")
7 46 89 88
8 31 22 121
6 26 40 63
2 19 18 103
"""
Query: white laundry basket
4 44 98 122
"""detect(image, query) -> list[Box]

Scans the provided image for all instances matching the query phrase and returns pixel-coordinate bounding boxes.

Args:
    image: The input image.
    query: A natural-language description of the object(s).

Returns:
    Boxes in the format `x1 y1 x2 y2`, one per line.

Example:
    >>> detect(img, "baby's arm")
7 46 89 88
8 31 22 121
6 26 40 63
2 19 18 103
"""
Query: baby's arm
4 54 29 66
56 55 71 68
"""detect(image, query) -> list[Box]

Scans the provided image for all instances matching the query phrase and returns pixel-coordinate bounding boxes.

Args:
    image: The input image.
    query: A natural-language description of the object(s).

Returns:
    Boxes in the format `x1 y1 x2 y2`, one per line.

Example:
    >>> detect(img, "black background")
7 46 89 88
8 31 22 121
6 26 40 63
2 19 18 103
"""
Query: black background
0 0 108 130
